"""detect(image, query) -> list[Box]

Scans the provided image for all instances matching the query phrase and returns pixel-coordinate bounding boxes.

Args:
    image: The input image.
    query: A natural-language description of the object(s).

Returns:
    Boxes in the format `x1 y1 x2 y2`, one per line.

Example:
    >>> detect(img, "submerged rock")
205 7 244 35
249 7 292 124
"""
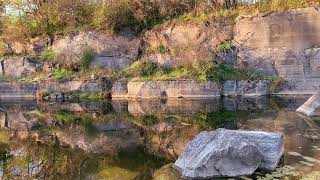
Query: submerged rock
174 128 284 178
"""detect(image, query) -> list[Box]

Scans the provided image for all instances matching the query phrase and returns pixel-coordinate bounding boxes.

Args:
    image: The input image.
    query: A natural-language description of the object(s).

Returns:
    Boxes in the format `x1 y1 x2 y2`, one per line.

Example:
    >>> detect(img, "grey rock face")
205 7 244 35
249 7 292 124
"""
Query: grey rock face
127 81 221 99
144 21 234 67
296 91 320 116
222 80 270 96
52 31 141 70
235 7 320 79
0 83 39 98
0 56 37 77
174 128 284 178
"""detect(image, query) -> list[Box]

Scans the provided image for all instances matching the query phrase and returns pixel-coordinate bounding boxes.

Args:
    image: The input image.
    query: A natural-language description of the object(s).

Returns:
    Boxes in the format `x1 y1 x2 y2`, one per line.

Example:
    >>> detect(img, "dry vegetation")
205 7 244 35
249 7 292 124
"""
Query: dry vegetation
1 0 319 43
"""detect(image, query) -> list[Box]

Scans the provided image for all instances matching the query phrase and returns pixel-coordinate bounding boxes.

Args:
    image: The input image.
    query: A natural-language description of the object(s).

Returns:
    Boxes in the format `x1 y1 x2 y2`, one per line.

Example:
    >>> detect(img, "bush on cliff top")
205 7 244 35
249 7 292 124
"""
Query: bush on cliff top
3 0 318 43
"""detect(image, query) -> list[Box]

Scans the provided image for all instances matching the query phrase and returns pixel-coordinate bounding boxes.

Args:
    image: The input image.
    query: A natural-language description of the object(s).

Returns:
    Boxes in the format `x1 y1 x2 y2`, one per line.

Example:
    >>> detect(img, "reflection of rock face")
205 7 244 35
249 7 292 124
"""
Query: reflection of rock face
145 121 201 159
222 96 271 111
55 120 143 154
241 111 320 174
128 99 220 115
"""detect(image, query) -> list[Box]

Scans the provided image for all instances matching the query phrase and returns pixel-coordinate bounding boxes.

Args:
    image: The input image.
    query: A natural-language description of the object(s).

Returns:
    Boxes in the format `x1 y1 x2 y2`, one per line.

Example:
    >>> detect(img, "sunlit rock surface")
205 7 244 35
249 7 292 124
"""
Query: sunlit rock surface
0 56 37 77
0 83 39 98
236 8 320 79
144 21 234 67
296 91 320 116
52 31 141 70
174 128 284 178
127 81 220 99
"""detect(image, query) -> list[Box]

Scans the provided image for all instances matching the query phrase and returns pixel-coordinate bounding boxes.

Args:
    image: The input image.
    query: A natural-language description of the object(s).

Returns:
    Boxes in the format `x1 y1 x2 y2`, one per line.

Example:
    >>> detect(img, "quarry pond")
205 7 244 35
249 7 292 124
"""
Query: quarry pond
0 96 319 179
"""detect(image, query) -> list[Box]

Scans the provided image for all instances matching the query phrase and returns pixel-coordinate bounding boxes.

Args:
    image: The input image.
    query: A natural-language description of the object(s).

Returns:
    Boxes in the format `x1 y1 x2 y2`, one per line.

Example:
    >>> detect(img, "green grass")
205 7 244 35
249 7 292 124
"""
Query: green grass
116 59 264 82
77 92 107 101
218 41 234 52
80 48 94 72
40 49 60 60
51 68 75 81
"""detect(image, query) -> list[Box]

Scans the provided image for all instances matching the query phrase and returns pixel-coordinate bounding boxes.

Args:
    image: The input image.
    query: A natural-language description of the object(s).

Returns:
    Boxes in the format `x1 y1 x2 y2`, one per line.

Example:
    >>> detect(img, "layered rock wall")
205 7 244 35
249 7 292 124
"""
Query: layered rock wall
52 31 141 70
235 8 320 80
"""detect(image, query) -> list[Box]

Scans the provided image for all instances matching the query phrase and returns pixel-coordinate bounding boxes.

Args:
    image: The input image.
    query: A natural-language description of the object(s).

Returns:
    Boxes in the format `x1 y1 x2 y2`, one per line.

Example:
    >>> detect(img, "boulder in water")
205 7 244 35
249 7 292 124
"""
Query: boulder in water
173 128 284 178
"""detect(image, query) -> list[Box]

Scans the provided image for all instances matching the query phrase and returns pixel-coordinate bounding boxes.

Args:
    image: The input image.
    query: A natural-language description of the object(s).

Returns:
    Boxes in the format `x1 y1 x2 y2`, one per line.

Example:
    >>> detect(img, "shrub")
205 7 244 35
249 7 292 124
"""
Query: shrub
270 77 286 92
91 0 135 32
0 40 7 56
36 89 49 100
54 111 81 123
40 49 59 60
78 92 107 101
51 68 75 81
218 41 234 52
80 48 94 72
120 60 159 78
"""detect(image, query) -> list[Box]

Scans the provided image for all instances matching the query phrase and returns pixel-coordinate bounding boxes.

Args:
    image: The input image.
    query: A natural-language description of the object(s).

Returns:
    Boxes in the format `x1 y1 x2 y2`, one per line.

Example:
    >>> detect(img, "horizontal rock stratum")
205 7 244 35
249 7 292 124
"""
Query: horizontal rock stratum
174 128 284 178
0 80 271 99
235 7 320 79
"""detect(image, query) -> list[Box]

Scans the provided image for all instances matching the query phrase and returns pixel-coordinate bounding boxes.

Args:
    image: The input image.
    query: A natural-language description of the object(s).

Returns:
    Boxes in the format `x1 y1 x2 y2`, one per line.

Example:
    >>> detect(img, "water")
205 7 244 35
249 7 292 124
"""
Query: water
0 96 319 179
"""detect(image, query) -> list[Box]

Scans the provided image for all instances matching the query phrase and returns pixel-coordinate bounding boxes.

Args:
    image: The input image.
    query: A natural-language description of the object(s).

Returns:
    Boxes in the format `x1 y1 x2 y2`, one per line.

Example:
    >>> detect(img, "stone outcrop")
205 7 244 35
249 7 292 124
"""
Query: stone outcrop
235 7 320 80
144 21 234 67
223 80 270 96
52 31 141 70
39 80 111 100
0 56 37 77
275 78 320 95
112 80 270 99
174 128 284 178
0 83 39 98
296 91 320 116
126 81 220 99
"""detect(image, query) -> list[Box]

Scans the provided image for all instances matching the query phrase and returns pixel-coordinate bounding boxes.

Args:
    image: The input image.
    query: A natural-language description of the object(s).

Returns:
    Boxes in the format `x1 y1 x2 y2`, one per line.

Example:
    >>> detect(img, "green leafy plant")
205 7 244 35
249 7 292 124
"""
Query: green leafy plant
51 68 75 81
40 49 59 60
218 41 234 51
80 48 94 72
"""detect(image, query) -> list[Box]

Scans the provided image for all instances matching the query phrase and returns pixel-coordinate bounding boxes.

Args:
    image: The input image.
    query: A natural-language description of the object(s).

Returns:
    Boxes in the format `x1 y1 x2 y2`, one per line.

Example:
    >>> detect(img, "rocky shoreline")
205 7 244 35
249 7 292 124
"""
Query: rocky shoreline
0 80 272 100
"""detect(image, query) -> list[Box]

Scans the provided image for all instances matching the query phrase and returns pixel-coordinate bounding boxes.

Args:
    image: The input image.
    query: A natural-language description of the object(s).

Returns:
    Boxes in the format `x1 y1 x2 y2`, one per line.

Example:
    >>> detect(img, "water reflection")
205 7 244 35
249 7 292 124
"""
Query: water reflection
0 96 319 179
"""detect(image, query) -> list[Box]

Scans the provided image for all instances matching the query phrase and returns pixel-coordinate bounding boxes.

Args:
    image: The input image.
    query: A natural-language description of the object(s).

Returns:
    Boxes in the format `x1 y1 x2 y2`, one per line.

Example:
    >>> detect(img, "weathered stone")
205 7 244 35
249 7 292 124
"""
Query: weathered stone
127 81 220 99
296 91 320 116
91 56 133 70
0 83 39 98
0 56 37 77
40 80 107 94
111 81 128 98
235 7 320 79
52 31 141 70
174 128 284 178
222 80 270 96
144 21 234 67
275 78 320 95
55 120 143 154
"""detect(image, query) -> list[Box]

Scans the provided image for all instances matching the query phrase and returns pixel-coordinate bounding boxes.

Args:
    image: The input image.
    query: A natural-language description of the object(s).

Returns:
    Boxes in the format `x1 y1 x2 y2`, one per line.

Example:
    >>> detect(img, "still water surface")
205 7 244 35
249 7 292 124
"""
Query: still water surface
0 96 319 179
